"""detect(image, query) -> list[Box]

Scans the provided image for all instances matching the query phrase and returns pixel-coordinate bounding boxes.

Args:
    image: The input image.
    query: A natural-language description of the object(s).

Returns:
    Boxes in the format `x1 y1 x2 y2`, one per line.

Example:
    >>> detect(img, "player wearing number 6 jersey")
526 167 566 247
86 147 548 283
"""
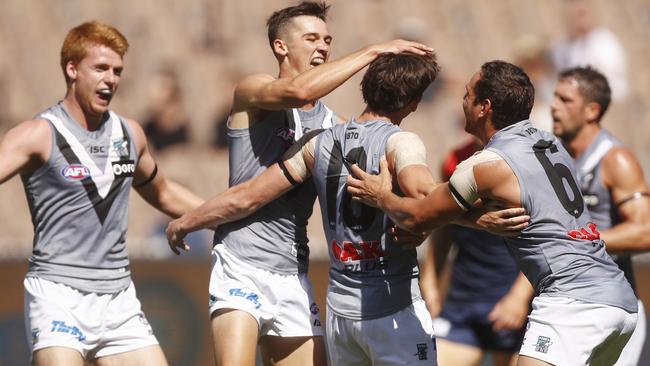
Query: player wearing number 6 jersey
347 60 638 366
167 54 529 365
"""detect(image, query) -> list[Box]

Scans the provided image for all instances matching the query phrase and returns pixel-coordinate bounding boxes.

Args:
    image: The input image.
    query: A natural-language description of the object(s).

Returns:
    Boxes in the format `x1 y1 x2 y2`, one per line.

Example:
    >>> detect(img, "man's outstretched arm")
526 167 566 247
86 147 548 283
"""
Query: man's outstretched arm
165 132 318 254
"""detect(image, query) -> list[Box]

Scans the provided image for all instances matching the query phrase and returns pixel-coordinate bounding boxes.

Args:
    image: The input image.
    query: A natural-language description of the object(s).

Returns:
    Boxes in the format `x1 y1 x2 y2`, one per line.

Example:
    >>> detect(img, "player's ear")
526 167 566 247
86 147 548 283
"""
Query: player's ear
585 102 601 123
273 39 289 57
65 61 78 82
478 98 492 118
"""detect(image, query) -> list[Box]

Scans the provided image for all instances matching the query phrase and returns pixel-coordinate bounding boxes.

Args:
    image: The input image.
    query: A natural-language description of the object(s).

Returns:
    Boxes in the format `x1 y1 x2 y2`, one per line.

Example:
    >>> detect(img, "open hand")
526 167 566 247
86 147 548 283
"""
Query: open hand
346 156 393 208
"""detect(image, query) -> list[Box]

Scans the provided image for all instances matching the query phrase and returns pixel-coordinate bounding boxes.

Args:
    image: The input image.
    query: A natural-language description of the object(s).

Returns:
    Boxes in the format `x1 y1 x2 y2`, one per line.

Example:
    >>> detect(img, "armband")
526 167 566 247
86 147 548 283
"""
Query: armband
133 164 158 188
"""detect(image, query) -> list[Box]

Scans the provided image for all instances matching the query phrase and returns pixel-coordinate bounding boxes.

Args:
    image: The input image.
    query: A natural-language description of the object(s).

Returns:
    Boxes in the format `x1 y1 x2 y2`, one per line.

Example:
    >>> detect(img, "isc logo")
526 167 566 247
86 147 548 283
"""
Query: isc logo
112 160 136 177
61 164 90 181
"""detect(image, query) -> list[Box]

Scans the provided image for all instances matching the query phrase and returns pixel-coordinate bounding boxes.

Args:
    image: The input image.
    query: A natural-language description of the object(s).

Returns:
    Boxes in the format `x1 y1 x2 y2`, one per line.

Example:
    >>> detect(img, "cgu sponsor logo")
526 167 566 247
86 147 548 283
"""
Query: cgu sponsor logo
331 239 386 272
112 160 136 177
567 222 600 241
61 164 91 181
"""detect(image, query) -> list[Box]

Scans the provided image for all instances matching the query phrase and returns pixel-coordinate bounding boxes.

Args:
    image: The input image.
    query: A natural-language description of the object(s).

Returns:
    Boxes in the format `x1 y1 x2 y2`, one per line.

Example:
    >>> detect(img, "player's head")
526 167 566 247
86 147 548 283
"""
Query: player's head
463 60 534 134
361 53 440 116
61 21 129 115
266 1 331 74
552 66 610 141
61 21 129 86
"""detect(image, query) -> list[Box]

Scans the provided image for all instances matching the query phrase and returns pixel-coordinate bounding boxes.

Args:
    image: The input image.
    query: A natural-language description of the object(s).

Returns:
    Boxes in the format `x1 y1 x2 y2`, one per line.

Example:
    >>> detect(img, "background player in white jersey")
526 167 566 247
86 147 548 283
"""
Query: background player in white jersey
167 52 529 366
347 60 638 365
0 21 203 366
552 66 650 365
179 2 434 365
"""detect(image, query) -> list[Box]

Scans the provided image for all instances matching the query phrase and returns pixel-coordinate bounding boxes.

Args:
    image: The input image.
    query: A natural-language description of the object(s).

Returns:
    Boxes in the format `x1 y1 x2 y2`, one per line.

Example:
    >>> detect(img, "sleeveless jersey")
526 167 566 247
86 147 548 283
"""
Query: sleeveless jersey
485 120 637 313
23 102 138 293
312 119 420 320
215 101 334 274
575 129 637 292
441 140 519 303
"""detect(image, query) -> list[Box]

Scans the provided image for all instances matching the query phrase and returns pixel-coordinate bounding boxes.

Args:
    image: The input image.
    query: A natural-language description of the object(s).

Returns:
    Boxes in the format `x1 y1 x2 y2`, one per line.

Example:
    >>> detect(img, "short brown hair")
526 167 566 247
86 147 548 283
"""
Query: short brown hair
266 1 329 48
361 53 440 113
60 21 129 84
474 60 535 129
558 66 611 122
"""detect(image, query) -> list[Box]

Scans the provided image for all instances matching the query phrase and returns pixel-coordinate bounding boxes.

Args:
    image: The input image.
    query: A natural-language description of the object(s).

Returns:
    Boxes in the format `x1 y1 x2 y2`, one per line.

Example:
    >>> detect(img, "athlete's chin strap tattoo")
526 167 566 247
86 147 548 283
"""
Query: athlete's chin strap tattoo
133 164 158 188
615 191 650 208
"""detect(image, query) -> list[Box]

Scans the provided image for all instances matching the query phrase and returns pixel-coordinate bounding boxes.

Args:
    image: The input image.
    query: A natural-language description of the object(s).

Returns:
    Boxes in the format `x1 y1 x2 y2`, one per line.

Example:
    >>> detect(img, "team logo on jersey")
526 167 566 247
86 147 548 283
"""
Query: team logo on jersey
534 336 553 354
112 160 136 177
111 138 129 157
567 222 600 241
61 164 91 181
414 343 428 360
275 127 296 146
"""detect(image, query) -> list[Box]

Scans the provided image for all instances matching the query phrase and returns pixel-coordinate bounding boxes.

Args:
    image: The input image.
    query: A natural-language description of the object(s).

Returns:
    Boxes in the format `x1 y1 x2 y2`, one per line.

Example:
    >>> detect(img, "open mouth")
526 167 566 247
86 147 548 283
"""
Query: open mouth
97 89 113 102
311 57 325 66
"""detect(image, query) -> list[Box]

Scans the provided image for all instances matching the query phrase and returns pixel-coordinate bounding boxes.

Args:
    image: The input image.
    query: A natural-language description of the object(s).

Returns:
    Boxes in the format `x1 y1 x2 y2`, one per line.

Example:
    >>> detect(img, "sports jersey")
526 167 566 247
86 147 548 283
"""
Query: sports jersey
484 120 637 313
215 101 334 274
312 119 420 320
574 129 636 292
441 140 519 303
24 102 137 293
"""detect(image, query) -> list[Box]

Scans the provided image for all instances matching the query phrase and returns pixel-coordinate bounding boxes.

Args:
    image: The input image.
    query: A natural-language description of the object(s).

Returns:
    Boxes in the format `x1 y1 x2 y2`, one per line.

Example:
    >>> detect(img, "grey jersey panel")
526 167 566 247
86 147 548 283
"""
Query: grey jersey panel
215 101 334 274
485 120 637 313
312 120 420 320
575 130 636 291
24 102 137 293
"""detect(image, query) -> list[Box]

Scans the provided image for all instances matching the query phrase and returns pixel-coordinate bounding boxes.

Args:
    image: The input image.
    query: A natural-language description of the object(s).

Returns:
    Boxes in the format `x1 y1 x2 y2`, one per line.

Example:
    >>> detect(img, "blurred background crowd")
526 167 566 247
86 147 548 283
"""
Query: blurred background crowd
0 0 649 260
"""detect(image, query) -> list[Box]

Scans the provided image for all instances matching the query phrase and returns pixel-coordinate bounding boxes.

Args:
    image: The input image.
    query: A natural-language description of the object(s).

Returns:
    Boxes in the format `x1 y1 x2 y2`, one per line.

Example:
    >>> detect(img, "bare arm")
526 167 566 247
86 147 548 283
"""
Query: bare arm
419 227 455 319
232 40 434 113
488 272 534 331
128 119 203 218
0 119 50 184
599 147 650 253
165 133 318 254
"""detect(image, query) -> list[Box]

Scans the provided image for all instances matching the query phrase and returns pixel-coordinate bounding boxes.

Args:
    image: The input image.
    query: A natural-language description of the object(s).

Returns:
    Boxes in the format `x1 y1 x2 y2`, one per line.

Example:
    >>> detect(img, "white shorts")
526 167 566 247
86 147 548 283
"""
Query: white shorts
615 300 645 366
24 276 158 359
209 244 323 337
520 296 637 366
326 299 437 366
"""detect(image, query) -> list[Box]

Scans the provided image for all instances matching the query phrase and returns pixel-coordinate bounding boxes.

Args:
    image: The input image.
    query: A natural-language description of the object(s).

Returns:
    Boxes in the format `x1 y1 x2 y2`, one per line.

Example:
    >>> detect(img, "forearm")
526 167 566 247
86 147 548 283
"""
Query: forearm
175 183 266 235
601 222 650 254
144 180 203 219
290 45 381 102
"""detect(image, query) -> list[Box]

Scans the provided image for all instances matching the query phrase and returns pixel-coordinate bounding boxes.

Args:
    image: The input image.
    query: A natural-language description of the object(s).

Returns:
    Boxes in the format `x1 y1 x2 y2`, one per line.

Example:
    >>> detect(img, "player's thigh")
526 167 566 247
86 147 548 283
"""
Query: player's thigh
259 335 326 366
92 344 168 366
436 338 484 366
211 308 260 366
492 350 518 366
33 346 85 366
516 355 553 366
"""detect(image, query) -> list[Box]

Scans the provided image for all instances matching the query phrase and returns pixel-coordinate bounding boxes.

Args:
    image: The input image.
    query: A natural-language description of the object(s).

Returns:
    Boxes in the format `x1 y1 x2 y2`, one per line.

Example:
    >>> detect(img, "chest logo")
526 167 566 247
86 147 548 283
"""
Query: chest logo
61 164 91 181
112 160 136 177
112 138 129 157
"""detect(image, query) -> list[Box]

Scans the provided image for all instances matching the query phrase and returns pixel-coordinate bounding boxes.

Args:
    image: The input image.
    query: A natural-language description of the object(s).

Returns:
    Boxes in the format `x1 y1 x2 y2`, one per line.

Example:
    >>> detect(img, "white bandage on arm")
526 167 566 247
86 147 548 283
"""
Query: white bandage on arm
386 132 428 175
448 149 502 210
281 131 319 184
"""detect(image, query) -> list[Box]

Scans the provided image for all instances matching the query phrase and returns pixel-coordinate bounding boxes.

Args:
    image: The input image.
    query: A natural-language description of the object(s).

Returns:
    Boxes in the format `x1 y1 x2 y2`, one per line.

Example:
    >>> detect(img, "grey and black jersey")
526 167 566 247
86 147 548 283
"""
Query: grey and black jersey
312 119 420 320
215 101 334 274
484 120 637 313
574 129 637 292
23 102 137 293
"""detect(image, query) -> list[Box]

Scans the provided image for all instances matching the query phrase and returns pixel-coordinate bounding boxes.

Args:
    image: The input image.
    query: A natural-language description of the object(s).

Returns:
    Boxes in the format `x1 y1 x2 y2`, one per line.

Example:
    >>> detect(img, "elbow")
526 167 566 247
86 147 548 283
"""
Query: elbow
285 83 314 105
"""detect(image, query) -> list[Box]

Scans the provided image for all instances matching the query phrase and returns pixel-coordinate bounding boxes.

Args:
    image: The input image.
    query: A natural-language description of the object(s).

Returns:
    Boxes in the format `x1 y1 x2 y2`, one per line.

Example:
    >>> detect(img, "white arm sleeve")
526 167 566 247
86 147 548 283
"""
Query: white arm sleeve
448 149 502 210
386 131 428 175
